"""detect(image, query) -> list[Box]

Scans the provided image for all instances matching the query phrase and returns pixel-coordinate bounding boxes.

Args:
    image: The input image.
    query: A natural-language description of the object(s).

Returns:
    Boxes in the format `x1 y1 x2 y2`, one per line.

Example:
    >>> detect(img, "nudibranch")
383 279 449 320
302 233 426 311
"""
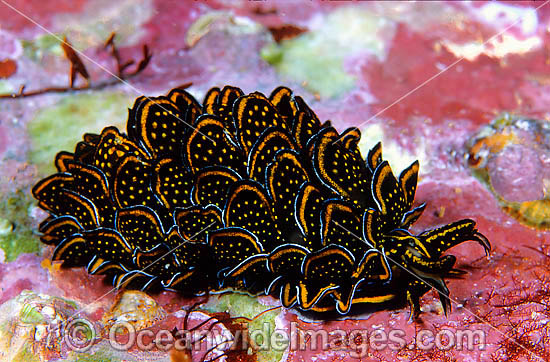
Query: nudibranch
32 86 490 317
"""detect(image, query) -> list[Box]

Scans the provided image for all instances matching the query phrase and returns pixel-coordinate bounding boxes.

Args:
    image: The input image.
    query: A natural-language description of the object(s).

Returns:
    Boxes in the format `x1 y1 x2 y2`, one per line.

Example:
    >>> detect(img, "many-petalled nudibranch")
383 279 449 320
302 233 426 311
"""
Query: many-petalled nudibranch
32 86 490 317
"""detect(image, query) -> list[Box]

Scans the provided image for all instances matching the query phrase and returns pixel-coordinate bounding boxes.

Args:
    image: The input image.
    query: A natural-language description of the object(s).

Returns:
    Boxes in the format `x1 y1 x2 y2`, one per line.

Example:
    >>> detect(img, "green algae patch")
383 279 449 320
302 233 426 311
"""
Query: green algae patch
262 39 355 99
185 11 264 48
28 92 134 174
0 190 41 262
10 345 39 362
19 302 46 325
0 80 15 94
262 6 395 99
203 293 283 362
67 348 117 362
21 34 64 61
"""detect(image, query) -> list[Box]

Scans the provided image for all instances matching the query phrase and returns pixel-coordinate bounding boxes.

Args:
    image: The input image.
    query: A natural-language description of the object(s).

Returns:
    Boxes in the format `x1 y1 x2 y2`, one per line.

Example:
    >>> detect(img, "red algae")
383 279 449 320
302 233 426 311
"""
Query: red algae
0 0 86 36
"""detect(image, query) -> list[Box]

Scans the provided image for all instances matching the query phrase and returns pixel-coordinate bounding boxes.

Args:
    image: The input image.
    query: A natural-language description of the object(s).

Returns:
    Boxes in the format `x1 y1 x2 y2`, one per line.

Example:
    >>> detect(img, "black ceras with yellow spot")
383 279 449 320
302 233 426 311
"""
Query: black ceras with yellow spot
32 85 491 317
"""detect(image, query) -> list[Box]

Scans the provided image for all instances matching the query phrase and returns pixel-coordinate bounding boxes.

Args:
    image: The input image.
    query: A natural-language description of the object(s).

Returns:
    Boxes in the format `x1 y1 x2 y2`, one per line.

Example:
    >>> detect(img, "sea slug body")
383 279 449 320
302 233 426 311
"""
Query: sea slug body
32 85 491 317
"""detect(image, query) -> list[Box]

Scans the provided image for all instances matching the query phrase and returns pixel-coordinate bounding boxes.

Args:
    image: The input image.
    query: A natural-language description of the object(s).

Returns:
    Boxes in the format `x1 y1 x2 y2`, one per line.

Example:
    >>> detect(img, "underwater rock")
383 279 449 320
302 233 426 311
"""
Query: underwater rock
0 290 88 361
101 290 167 336
468 115 550 229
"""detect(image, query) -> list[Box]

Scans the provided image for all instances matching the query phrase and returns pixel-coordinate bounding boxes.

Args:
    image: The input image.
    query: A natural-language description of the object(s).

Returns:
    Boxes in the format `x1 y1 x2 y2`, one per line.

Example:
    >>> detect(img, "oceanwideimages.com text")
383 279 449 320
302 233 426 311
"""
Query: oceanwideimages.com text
58 318 486 357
